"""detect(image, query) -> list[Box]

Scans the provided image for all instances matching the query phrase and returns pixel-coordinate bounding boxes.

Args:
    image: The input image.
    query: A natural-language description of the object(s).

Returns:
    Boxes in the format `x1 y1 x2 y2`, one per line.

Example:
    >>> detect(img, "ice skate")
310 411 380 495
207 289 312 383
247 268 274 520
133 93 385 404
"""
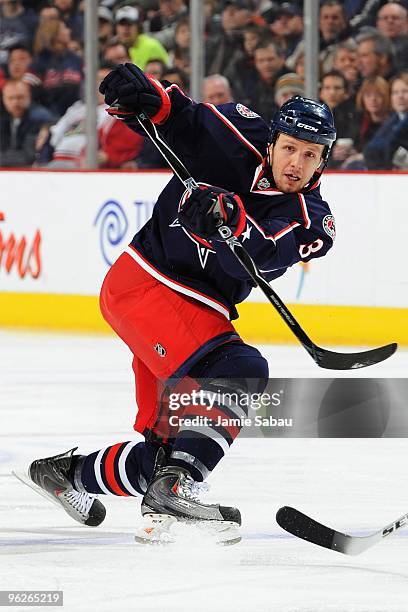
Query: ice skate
13 448 106 527
135 449 241 546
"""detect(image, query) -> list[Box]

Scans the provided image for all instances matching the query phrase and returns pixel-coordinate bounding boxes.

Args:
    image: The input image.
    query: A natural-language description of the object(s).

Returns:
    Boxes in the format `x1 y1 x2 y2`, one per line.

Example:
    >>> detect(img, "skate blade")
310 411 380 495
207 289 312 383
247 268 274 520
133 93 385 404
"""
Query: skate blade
135 514 241 546
12 467 61 509
195 520 242 546
135 514 177 545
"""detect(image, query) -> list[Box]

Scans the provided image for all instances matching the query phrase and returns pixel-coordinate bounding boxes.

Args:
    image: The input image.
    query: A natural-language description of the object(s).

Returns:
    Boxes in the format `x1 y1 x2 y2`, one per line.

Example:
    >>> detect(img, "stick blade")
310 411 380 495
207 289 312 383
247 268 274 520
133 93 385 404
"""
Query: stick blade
315 342 398 370
276 506 337 549
276 506 374 555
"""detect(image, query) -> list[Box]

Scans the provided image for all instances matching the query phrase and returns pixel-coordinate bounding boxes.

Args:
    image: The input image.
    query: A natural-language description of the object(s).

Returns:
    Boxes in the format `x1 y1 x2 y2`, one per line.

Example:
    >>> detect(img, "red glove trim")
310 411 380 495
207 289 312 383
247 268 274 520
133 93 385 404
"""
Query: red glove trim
217 194 228 222
146 75 171 125
216 193 247 239
232 194 247 238
190 232 214 250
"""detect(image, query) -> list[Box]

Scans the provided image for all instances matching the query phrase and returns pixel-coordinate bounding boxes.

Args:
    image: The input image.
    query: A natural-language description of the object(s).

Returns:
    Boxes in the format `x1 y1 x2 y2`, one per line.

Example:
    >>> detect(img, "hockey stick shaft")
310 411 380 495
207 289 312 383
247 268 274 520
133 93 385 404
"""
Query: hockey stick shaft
129 110 397 370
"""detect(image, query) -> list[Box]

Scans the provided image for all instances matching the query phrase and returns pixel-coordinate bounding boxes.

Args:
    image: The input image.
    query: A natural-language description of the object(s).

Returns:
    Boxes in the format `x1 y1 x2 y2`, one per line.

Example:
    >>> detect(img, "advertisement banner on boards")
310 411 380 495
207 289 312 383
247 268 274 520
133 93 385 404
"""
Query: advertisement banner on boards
0 171 406 308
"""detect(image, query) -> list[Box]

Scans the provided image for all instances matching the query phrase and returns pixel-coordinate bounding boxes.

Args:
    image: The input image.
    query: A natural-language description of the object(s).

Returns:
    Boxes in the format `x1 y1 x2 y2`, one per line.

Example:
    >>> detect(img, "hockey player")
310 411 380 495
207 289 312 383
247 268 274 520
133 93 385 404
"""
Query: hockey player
20 64 336 544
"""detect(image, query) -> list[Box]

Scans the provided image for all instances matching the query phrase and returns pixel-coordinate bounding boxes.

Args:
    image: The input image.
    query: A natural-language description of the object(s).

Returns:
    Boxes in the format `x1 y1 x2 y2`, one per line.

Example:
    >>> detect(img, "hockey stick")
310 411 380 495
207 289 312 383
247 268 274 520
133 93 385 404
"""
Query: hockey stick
276 505 408 555
111 105 397 370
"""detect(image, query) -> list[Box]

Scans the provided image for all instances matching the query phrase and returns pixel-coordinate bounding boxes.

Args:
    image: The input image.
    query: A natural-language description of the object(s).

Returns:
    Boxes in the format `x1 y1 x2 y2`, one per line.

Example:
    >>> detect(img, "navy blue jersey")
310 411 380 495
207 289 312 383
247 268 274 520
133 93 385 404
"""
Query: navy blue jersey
128 86 335 320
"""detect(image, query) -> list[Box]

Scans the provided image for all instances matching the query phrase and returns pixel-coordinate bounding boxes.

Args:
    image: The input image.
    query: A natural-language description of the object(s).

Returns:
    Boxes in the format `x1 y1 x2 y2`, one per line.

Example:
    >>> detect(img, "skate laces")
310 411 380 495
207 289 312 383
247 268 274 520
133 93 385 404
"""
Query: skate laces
178 475 210 502
61 490 95 516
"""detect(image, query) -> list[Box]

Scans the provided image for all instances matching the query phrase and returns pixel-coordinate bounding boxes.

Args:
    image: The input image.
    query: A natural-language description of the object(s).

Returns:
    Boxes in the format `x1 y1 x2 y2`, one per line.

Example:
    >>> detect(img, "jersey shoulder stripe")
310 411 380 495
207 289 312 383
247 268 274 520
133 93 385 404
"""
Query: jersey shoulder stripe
203 103 264 163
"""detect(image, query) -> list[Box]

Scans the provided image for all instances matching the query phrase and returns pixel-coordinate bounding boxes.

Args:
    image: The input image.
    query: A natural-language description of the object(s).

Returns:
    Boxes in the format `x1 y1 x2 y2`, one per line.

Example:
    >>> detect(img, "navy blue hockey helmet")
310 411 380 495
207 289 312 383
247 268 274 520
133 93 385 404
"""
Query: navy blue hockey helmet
270 96 337 163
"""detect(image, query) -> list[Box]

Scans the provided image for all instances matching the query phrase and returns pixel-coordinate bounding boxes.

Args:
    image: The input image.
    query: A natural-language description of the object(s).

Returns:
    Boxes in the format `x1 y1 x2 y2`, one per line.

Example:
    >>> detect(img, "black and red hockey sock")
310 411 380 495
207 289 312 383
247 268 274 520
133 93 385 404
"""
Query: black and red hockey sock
167 342 269 481
72 441 158 496
168 383 245 481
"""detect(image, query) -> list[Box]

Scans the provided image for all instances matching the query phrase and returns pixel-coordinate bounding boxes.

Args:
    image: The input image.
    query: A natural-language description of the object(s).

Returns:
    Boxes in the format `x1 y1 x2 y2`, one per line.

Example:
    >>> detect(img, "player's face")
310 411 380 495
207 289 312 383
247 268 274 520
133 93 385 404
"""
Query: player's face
270 134 324 193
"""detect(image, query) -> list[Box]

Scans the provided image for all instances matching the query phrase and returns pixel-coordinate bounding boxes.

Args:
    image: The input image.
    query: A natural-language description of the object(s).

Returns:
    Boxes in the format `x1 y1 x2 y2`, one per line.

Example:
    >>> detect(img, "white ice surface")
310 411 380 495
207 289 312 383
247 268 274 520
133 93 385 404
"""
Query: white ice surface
1 330 408 612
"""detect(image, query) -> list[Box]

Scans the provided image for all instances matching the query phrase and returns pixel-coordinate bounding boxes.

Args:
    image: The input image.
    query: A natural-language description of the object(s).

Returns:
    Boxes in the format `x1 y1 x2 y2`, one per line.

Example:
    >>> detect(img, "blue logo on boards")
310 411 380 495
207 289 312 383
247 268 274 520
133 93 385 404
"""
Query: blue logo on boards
94 200 129 267
94 200 155 266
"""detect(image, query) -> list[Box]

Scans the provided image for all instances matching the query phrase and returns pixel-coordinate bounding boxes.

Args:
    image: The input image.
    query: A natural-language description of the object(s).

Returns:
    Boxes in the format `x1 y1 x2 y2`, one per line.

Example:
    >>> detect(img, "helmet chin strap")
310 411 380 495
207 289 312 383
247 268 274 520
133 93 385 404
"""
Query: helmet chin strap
263 142 276 186
266 141 273 171
302 156 327 192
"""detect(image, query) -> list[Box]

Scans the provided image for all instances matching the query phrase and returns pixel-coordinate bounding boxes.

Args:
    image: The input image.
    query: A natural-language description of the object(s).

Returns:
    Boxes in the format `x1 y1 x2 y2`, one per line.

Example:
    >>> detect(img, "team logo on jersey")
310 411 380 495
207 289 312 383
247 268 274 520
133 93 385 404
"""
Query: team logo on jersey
241 224 252 242
169 184 217 270
169 217 214 269
322 215 336 240
235 103 259 119
154 343 167 357
257 177 270 189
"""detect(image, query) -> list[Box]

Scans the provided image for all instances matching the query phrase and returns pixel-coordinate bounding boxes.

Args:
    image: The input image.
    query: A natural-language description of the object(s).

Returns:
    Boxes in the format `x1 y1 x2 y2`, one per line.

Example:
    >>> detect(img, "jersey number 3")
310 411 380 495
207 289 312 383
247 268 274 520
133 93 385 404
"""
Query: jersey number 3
299 239 323 259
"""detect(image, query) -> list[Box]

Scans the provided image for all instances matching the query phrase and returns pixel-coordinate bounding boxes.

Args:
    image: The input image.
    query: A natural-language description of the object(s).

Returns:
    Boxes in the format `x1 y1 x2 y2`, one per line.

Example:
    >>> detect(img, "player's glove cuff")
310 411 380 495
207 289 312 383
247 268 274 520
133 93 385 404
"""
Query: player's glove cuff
146 75 171 125
178 185 247 243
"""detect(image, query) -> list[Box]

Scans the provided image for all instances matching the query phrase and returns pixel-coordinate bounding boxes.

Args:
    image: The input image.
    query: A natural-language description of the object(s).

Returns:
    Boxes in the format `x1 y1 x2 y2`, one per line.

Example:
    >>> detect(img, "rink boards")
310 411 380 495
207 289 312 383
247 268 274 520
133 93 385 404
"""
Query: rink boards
0 169 406 346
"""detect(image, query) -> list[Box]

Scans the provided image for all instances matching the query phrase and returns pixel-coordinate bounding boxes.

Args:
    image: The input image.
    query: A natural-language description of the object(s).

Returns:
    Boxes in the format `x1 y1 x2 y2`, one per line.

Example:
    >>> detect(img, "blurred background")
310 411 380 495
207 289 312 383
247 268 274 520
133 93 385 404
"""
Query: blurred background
0 0 407 171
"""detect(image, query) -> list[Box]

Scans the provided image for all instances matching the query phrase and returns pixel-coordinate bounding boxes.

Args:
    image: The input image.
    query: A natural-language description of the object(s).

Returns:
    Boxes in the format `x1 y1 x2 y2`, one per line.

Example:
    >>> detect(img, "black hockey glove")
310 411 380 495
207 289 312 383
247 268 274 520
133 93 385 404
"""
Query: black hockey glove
178 186 246 242
99 63 171 124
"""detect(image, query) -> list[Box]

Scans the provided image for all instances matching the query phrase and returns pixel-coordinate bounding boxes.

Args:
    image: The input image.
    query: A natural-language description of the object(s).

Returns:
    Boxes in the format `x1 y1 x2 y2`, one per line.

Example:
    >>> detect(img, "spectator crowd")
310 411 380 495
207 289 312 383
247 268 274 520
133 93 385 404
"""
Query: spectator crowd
0 0 407 170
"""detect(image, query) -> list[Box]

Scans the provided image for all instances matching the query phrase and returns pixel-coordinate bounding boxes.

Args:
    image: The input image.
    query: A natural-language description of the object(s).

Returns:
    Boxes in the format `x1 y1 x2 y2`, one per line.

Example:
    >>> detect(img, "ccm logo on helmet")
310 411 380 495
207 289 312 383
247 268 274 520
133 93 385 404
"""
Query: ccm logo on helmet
297 123 318 132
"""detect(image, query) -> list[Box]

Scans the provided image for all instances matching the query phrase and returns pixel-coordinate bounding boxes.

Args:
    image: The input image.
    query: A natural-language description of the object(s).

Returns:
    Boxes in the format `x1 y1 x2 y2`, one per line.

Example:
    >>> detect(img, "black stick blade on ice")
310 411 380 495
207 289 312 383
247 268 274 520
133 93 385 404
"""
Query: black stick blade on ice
276 506 337 550
276 506 408 556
